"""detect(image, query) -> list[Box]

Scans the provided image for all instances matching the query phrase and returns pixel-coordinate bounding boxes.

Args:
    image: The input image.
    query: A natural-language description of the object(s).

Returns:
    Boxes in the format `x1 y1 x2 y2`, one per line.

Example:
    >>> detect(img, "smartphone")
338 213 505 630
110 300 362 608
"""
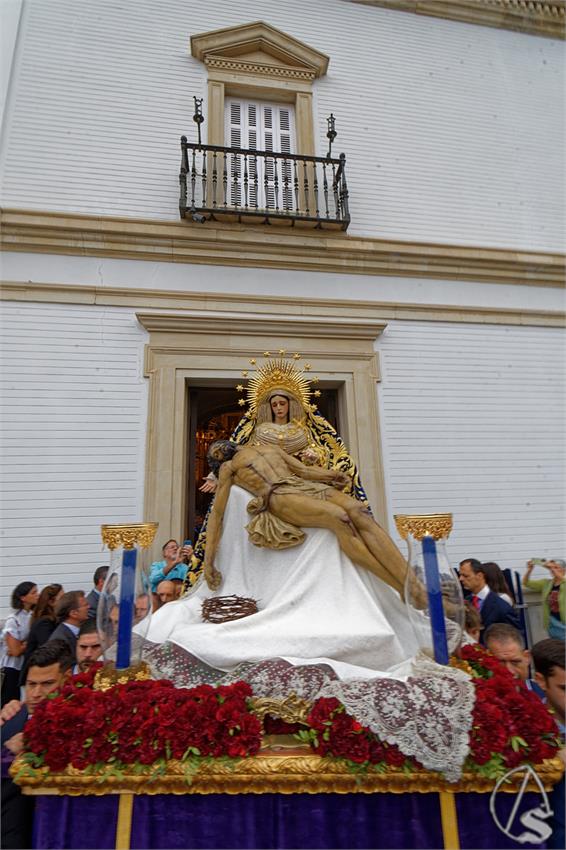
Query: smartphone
530 558 546 566
183 539 192 548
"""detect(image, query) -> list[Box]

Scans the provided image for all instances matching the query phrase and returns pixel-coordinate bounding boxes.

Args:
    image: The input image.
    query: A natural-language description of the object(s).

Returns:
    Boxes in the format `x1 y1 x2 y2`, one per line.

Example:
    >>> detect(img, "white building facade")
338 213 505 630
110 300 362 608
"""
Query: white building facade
0 0 564 618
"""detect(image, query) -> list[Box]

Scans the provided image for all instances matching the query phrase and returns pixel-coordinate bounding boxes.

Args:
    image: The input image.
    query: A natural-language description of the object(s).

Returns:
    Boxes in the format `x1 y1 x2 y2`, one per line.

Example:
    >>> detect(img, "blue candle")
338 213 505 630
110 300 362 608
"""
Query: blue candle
421 535 449 665
116 547 137 669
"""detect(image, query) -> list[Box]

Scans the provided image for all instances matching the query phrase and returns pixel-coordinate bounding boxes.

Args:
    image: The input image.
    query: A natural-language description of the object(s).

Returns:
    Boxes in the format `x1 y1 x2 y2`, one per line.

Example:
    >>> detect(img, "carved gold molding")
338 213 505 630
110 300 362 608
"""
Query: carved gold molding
100 522 158 551
251 693 312 725
344 0 565 39
1 209 564 289
394 513 453 541
13 755 564 796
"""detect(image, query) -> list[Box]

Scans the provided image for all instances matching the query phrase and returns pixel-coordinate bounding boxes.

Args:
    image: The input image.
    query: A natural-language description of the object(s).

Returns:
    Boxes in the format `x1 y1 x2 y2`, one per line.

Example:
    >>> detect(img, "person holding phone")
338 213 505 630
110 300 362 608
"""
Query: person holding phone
523 558 566 640
149 539 193 593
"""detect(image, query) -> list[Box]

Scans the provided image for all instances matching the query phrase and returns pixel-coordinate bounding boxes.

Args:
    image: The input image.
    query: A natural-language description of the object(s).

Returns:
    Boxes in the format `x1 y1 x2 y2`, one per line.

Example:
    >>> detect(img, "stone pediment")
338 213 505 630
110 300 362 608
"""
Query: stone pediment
190 21 329 80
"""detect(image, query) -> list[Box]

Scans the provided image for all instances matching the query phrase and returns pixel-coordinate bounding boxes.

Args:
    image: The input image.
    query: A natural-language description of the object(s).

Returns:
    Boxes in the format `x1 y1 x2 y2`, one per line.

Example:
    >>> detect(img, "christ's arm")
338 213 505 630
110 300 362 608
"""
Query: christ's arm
203 462 234 590
279 448 350 489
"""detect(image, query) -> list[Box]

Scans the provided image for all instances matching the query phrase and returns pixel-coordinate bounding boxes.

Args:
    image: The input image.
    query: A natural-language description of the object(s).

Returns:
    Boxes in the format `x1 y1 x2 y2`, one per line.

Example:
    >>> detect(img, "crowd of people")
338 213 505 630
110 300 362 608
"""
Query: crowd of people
459 556 566 646
0 552 564 847
0 544 198 710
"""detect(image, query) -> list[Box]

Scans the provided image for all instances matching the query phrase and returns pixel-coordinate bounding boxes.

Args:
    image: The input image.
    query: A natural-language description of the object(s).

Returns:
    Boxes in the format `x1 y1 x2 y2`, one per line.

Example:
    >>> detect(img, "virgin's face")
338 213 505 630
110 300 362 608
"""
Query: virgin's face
270 395 289 424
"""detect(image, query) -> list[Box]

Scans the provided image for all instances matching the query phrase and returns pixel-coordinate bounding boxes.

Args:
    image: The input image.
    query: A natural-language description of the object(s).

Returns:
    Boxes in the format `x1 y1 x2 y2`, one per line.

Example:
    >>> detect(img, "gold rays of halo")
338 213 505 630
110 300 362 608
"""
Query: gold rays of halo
236 352 318 414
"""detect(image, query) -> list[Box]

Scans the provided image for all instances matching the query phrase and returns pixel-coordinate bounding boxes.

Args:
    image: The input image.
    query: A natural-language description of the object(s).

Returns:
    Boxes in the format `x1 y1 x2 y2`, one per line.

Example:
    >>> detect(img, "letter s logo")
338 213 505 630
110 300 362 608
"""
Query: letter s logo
490 765 554 844
516 807 553 845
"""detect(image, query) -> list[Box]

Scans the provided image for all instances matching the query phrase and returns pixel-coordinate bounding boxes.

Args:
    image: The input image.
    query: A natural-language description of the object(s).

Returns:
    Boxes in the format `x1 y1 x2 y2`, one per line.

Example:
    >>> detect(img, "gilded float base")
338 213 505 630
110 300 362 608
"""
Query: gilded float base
93 662 152 691
13 754 563 797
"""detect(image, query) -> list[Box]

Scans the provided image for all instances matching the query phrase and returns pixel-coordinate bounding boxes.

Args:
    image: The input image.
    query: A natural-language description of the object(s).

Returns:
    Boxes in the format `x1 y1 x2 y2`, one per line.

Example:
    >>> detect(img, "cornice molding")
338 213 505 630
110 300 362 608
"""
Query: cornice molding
204 56 316 81
136 311 388 339
344 0 565 39
1 282 564 328
190 21 329 78
1 209 564 288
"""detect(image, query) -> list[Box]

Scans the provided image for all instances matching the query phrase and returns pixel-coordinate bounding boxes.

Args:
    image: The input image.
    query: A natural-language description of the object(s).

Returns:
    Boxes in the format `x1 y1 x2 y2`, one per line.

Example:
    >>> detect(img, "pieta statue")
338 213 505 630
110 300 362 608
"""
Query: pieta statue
145 352 419 682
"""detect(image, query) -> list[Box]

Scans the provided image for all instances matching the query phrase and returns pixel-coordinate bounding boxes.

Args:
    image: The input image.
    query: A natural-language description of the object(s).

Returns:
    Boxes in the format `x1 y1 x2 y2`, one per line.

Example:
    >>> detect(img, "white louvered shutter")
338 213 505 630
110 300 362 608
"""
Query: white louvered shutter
225 99 295 211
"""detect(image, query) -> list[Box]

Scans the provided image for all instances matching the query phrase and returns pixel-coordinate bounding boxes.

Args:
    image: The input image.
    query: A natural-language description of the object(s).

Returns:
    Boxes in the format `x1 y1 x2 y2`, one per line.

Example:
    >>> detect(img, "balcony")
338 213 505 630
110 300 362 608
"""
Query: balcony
179 138 350 231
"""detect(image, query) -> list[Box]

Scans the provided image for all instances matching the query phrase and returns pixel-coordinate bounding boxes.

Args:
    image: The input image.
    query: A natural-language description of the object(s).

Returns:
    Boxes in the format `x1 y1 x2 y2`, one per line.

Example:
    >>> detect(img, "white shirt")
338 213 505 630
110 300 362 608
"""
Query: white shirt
1 609 32 670
498 592 514 607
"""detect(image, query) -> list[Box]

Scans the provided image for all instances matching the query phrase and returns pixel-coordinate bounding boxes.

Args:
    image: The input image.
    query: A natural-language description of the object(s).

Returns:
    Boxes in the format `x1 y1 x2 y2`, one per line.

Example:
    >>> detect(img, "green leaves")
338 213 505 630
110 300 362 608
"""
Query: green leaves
510 736 528 753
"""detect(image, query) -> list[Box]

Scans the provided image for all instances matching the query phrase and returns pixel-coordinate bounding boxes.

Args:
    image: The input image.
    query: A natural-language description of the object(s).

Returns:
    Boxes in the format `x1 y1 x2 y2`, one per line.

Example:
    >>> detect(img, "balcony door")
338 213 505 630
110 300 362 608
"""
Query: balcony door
225 99 295 211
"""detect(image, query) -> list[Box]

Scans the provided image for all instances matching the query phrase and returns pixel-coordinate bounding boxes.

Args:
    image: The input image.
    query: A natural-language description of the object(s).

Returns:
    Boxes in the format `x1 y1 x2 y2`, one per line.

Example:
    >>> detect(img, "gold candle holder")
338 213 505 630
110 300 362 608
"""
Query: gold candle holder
394 513 453 542
97 522 159 685
100 522 159 550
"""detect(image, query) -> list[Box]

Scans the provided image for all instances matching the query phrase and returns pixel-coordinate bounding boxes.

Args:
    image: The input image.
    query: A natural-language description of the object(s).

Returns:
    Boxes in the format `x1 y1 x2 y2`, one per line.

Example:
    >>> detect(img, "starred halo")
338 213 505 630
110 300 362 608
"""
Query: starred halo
245 356 312 415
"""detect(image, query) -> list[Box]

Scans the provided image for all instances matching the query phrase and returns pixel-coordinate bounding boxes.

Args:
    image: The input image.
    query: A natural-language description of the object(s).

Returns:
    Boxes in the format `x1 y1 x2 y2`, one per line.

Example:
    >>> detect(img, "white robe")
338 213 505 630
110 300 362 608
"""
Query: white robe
145 485 419 680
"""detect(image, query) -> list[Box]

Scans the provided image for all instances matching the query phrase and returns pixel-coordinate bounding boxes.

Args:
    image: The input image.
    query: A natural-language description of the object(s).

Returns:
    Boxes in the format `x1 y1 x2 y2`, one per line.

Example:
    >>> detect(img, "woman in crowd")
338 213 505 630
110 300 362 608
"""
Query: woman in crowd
20 583 64 675
523 558 566 640
0 581 38 705
482 562 515 606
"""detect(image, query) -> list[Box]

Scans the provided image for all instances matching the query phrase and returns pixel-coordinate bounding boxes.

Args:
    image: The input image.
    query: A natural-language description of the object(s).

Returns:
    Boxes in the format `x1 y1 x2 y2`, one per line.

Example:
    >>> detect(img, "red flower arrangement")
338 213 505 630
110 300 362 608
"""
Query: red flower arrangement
300 697 417 770
300 646 562 776
459 643 560 774
22 667 261 774
18 646 562 780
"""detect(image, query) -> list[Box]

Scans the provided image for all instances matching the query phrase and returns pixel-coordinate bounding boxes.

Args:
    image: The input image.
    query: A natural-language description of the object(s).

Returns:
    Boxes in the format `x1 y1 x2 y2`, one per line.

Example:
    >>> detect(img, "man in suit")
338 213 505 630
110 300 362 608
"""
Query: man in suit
459 559 520 642
48 591 90 653
86 565 109 620
1 641 74 849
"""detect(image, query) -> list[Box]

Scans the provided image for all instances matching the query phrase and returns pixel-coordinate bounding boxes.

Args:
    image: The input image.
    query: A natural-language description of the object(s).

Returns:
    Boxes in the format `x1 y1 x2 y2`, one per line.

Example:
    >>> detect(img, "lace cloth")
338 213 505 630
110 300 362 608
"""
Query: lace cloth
143 643 474 782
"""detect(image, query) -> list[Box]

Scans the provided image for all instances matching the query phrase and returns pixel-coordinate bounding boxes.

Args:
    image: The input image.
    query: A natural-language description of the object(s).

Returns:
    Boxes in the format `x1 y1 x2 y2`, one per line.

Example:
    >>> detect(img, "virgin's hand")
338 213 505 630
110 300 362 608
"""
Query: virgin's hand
199 479 217 494
299 448 318 466
332 472 350 489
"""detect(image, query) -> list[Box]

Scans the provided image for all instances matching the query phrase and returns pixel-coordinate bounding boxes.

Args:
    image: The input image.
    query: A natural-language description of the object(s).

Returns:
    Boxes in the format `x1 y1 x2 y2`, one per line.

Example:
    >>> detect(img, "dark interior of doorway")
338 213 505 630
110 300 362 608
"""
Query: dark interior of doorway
185 386 339 543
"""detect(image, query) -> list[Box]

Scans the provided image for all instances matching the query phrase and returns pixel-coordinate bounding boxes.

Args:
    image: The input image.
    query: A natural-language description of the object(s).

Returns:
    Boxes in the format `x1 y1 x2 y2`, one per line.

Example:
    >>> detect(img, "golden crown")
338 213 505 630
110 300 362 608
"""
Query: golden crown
236 350 321 414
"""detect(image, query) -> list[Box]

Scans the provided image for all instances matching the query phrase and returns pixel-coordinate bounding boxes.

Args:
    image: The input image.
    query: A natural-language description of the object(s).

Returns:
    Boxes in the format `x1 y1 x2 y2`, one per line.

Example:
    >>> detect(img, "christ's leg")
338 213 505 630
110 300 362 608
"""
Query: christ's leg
325 492 408 596
269 493 405 596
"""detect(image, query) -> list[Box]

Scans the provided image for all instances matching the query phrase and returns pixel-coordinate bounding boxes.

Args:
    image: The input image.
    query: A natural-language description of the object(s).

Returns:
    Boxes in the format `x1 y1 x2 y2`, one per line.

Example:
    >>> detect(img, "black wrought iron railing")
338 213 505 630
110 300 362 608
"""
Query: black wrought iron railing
179 138 350 230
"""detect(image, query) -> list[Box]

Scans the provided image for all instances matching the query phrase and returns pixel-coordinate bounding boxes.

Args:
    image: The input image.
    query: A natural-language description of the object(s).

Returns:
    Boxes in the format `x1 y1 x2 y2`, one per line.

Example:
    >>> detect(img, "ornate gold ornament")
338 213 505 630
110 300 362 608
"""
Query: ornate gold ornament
394 513 453 542
100 522 159 551
93 662 152 691
12 755 563 797
251 692 312 725
243 353 319 415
